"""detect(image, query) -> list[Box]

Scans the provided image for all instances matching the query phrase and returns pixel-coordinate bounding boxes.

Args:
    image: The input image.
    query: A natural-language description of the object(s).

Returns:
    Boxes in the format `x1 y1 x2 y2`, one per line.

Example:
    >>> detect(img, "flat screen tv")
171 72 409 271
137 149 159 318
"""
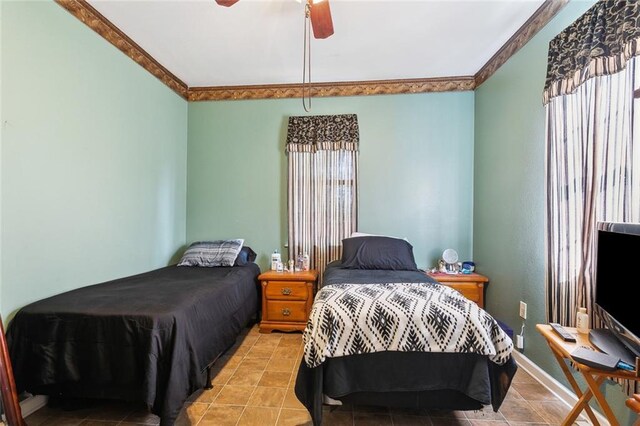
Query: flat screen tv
592 222 640 365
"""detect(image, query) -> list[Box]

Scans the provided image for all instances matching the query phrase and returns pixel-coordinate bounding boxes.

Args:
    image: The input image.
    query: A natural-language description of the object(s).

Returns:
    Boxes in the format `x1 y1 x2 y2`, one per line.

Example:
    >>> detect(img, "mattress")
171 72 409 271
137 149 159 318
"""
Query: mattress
7 264 260 425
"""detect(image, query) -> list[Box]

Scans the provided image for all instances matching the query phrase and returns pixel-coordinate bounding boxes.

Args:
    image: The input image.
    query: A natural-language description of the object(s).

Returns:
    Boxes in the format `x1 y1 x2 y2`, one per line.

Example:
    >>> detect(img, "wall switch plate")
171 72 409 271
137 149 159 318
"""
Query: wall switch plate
515 334 524 349
519 301 527 319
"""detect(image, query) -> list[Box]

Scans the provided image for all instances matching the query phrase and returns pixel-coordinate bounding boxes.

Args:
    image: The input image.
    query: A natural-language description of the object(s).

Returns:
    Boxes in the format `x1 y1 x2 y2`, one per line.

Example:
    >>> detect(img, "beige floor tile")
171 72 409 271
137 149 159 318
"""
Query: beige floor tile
121 409 160 425
464 408 505 421
503 387 524 400
227 370 264 386
528 400 572 424
430 418 471 426
498 399 546 423
39 419 85 426
218 355 244 370
512 368 538 384
198 405 244 426
175 402 209 424
266 357 297 372
211 368 234 385
276 408 313 426
214 385 256 406
237 406 279 426
273 347 300 359
390 414 431 425
353 412 393 425
246 346 277 358
353 405 389 414
237 357 270 373
247 386 287 408
427 409 467 419
259 371 293 388
282 389 306 410
320 410 353 425
511 382 558 401
506 423 550 426
256 336 282 347
187 386 222 403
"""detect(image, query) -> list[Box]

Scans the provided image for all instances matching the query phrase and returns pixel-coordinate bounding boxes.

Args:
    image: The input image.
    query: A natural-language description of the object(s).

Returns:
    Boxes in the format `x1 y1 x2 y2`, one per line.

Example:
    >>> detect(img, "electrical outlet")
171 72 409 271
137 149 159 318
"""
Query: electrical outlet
519 301 527 319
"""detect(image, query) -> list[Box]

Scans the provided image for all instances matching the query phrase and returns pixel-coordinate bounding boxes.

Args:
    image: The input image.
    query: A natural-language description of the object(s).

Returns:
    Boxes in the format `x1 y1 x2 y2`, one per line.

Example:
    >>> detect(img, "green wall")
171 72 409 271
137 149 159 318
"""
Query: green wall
0 1 188 317
474 1 633 423
187 93 475 271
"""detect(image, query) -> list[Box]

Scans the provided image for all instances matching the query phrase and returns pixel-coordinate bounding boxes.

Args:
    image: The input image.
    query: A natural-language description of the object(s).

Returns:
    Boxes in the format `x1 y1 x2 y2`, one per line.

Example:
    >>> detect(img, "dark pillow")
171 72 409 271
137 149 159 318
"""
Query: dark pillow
178 239 244 267
341 236 418 271
234 246 257 266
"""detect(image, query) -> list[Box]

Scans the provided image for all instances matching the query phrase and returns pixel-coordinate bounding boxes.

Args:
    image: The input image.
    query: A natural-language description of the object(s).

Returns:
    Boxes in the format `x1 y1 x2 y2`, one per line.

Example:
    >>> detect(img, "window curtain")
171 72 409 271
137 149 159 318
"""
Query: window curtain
286 115 359 282
544 2 640 396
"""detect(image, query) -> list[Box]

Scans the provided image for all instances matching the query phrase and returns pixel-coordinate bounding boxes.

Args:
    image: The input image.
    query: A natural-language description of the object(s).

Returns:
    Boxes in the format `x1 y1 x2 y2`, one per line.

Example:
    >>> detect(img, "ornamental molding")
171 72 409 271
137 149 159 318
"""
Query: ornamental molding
55 0 188 99
56 0 567 100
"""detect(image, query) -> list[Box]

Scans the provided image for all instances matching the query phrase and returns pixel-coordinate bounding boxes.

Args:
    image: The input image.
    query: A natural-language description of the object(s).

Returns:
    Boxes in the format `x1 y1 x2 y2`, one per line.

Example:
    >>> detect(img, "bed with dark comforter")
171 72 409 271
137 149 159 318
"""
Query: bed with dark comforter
7 264 260 425
295 257 517 425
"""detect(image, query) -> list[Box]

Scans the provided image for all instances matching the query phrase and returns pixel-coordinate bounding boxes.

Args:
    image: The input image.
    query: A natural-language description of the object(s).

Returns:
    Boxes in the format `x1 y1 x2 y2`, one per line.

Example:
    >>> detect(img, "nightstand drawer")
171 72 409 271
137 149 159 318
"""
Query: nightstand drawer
445 282 482 304
265 281 309 300
265 301 308 322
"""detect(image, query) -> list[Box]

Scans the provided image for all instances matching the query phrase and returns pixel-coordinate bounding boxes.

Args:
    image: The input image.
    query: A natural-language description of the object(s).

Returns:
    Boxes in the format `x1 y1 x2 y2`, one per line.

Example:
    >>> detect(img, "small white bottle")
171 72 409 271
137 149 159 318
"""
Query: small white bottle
576 307 589 334
302 253 310 271
271 249 281 271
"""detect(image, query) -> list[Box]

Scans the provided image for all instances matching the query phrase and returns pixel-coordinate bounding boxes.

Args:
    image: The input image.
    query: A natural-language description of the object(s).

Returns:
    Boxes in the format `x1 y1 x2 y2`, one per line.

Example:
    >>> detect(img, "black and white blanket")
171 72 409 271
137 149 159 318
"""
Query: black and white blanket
303 281 513 368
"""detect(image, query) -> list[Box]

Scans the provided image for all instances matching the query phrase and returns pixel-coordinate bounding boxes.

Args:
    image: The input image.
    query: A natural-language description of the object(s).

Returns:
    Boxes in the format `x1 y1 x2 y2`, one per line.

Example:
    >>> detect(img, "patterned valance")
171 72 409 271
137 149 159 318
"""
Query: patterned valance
543 1 640 105
286 114 359 153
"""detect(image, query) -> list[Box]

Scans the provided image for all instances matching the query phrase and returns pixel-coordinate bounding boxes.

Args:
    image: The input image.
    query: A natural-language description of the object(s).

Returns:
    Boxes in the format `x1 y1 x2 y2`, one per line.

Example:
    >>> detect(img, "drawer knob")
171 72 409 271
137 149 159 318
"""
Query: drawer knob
281 287 292 295
282 308 291 316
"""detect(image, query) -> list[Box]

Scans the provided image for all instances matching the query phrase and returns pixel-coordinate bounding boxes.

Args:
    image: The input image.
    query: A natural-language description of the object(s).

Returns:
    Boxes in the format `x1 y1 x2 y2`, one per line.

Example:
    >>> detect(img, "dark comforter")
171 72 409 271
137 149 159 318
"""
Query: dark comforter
7 264 260 425
295 262 516 425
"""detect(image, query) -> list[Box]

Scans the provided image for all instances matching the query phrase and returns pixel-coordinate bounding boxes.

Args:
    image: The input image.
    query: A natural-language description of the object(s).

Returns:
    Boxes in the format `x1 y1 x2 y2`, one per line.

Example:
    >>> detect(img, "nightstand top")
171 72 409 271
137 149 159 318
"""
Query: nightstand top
426 271 489 283
259 270 318 281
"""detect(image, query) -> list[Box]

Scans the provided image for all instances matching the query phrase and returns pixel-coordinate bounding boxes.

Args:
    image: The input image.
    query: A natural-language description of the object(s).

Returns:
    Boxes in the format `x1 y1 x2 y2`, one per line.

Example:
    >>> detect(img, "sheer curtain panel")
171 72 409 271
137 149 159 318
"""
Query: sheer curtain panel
286 115 359 282
544 0 640 333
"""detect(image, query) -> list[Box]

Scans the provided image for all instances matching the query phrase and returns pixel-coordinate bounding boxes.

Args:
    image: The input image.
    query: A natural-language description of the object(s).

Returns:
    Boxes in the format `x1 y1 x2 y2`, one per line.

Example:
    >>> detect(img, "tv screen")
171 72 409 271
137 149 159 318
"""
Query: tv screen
594 223 640 361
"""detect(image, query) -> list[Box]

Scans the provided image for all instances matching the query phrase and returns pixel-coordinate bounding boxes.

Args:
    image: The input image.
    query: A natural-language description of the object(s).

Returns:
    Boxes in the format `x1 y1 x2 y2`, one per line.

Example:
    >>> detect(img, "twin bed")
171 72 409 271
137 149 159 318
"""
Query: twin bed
7 236 515 426
7 242 261 425
295 236 516 424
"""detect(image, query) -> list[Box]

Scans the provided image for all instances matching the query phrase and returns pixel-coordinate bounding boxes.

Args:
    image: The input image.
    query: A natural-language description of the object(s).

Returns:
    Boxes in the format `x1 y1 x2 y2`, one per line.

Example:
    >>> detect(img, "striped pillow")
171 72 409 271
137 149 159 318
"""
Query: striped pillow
178 239 245 267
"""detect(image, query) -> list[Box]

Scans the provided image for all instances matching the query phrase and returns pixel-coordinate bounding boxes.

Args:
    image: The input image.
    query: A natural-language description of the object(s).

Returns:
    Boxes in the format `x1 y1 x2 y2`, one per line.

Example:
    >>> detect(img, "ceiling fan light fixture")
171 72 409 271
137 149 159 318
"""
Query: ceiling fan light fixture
309 0 334 39
215 0 240 7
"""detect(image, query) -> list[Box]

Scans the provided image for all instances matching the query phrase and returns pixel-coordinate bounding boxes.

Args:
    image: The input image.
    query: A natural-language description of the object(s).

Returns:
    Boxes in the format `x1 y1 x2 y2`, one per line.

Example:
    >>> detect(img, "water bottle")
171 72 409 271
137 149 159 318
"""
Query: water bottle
296 253 304 271
576 307 589 334
302 252 310 271
271 249 281 271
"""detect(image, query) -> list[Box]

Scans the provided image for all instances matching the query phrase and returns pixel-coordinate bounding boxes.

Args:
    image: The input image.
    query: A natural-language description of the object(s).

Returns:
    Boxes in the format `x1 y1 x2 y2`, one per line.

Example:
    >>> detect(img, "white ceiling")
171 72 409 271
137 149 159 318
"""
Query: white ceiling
87 0 546 87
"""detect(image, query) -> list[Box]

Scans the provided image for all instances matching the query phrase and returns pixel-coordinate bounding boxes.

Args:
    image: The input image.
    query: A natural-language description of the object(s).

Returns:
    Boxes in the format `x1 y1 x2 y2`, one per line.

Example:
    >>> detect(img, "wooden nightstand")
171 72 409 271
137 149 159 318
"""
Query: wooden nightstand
258 270 318 333
427 272 489 308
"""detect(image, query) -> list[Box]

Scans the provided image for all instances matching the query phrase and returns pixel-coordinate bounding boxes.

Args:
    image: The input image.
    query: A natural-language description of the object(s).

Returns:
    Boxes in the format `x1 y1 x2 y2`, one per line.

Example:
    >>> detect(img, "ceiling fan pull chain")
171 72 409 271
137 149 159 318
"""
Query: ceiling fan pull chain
302 1 312 112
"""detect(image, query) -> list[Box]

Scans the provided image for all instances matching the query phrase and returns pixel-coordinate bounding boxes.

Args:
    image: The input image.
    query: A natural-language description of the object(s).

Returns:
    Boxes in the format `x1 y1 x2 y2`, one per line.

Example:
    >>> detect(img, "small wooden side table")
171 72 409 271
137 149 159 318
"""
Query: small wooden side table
427 272 488 308
258 270 318 333
537 324 640 426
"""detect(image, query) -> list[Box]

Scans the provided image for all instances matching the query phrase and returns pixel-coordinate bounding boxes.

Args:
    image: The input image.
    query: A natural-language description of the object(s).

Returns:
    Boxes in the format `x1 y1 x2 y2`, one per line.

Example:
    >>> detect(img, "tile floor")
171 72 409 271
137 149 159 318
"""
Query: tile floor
24 324 581 426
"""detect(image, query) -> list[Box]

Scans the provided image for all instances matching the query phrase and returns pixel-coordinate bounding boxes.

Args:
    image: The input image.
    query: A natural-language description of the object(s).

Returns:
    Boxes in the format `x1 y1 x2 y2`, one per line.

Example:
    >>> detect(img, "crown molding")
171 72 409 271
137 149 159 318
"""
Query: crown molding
55 0 566 101
474 0 569 87
188 77 476 101
55 0 188 99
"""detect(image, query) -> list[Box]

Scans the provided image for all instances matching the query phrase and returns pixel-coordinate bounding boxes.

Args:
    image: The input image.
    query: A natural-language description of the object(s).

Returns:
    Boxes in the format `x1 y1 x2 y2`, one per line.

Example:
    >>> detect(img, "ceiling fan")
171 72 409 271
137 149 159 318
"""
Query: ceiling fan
214 0 335 39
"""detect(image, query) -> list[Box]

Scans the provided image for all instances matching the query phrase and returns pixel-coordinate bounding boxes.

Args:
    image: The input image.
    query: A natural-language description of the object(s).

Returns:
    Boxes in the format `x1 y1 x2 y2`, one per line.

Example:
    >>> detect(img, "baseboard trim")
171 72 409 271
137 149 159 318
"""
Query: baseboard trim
512 351 609 425
19 394 48 418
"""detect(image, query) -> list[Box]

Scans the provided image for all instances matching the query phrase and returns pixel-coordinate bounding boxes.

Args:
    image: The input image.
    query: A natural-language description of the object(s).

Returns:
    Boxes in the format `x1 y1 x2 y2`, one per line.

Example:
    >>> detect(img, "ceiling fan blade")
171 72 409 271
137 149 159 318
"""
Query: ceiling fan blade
215 0 240 7
310 0 334 39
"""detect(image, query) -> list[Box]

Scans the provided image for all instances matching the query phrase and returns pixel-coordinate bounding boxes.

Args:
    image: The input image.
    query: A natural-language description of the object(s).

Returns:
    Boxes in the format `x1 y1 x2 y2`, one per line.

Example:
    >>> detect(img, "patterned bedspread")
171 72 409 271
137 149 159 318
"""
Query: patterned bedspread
303 281 513 368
